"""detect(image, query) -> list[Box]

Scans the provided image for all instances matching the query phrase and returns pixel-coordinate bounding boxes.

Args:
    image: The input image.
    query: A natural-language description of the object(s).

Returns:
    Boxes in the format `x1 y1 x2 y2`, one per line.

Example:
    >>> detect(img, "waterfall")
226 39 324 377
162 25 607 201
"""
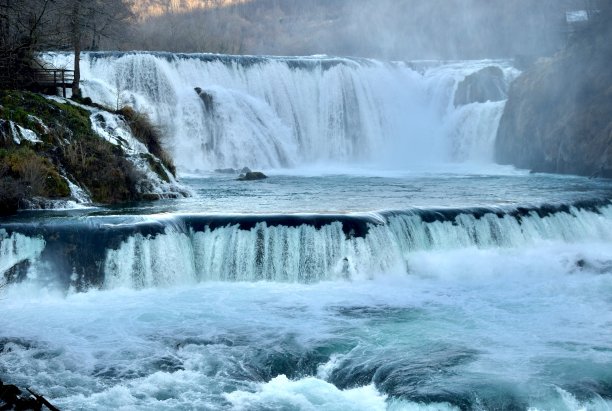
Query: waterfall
0 229 45 283
42 52 518 171
3 202 611 290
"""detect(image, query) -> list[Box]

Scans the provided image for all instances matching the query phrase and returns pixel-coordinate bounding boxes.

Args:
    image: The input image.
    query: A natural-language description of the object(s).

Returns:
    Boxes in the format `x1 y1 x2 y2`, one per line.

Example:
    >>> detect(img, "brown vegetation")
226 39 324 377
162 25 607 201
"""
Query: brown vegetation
0 90 169 213
117 106 176 177
0 147 69 197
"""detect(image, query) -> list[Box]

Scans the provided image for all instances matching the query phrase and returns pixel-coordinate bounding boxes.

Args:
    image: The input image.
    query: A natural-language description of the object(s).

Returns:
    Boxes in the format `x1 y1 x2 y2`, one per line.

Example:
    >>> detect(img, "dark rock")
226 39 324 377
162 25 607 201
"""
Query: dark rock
240 167 252 174
0 380 43 411
194 87 214 111
140 193 162 201
0 119 14 144
495 10 612 178
237 171 267 181
454 66 507 106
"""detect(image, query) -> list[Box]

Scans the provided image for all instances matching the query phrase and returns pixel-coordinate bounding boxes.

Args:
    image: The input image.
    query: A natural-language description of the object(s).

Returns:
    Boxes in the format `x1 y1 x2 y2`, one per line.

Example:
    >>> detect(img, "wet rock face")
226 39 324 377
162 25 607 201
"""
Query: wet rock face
454 66 507 106
495 11 612 178
495 53 612 178
0 379 43 411
194 87 214 112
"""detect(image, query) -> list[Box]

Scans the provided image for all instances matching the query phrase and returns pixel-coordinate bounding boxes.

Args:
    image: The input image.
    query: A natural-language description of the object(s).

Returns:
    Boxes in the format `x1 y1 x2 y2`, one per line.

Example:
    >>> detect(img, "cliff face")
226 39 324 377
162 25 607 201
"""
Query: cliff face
495 10 612 177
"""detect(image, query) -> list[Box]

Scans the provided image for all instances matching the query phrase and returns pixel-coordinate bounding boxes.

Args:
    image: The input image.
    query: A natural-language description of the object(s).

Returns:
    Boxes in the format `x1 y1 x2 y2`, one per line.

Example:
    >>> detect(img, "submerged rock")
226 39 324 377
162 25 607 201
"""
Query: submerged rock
237 171 267 181
454 66 507 106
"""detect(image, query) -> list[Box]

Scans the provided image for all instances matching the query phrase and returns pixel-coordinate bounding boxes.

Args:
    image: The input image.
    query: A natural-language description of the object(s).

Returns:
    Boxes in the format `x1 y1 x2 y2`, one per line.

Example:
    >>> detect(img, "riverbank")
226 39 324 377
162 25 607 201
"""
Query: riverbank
0 91 189 215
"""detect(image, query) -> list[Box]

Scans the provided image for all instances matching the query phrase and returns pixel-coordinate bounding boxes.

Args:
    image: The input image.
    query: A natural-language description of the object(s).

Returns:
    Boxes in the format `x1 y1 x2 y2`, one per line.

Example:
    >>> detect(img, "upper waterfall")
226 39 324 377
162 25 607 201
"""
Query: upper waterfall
42 52 517 171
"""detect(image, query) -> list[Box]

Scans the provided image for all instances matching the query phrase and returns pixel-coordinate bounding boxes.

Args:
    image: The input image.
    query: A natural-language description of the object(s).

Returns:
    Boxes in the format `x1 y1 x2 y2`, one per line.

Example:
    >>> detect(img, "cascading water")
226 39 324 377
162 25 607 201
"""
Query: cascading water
2 52 612 411
42 52 517 170
3 202 612 290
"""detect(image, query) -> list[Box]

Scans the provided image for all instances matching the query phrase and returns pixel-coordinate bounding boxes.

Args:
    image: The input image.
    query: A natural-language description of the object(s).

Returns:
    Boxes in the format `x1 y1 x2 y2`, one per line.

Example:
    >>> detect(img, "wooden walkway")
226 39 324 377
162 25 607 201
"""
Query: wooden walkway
27 68 75 97
0 57 74 97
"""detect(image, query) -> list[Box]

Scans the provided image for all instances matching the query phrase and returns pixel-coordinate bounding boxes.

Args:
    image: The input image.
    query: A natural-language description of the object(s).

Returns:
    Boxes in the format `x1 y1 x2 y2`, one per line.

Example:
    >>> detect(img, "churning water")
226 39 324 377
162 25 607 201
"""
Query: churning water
1 53 612 410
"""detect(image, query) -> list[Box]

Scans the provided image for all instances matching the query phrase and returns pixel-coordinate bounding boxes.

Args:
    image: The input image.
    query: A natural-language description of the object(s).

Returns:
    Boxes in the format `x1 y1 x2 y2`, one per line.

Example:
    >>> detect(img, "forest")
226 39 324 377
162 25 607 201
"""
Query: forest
127 0 585 59
1 0 602 66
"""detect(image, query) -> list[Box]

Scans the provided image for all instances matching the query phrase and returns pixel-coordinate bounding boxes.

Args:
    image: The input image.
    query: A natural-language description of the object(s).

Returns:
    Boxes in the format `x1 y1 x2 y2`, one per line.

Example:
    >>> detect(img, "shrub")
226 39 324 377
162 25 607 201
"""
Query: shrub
1 147 69 198
117 106 177 176
0 164 28 215
61 136 144 203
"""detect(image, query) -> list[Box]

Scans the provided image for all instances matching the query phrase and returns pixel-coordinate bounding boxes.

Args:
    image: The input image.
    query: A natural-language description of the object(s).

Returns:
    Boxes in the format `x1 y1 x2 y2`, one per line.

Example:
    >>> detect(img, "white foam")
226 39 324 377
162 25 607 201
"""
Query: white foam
41 53 518 172
97 205 612 286
225 375 388 411
0 230 45 279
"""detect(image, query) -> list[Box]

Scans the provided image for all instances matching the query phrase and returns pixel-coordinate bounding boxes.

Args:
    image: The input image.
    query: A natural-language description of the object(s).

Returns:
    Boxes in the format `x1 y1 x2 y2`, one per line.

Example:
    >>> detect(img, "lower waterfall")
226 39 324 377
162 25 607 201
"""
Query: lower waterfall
3 202 611 290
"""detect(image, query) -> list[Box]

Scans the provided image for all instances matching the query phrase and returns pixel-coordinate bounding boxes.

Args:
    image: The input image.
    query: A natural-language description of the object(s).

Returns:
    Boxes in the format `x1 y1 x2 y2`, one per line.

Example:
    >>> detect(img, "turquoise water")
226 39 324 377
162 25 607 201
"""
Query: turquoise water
2 171 612 410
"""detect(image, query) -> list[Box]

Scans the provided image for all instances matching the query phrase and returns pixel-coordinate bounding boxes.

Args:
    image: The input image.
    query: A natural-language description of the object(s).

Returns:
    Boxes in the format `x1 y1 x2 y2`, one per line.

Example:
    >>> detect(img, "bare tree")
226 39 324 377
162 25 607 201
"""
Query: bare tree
1 0 57 87
59 0 131 97
1 0 131 91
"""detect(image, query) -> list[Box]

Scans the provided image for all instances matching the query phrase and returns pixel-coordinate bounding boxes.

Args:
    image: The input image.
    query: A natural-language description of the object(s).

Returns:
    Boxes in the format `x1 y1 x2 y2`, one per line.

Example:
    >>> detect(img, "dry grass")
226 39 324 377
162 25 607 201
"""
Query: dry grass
118 106 176 177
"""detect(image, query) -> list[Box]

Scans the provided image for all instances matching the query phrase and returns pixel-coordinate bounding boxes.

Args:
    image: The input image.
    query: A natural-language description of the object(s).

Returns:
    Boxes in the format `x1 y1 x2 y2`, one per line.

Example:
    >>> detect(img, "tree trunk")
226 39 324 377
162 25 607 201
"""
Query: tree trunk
72 40 80 97
71 0 81 98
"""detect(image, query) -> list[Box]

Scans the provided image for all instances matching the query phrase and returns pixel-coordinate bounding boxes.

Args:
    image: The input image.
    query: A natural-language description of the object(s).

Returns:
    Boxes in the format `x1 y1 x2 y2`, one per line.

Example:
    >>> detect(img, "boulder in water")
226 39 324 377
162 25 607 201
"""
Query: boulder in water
454 66 507 106
237 171 267 181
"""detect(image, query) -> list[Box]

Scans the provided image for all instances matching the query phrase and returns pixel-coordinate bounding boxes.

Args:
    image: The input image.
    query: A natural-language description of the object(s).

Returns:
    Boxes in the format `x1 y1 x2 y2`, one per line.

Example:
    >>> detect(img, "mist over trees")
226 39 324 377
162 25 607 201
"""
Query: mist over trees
1 0 607 87
125 0 600 59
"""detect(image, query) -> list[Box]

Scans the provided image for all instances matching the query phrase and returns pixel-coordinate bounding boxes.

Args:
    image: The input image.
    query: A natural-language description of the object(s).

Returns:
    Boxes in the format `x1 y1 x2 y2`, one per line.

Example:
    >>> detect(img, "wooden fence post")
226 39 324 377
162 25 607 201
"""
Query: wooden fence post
61 70 66 98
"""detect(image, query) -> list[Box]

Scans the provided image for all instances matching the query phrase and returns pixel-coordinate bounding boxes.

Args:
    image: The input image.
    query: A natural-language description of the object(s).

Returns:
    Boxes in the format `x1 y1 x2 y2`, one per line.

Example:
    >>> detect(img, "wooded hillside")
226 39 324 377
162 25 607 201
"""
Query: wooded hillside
125 0 596 59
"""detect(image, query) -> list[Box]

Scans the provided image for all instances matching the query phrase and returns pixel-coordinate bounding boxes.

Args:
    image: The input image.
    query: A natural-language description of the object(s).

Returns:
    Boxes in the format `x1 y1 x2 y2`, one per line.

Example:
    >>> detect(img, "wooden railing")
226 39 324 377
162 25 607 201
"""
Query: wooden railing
0 59 74 97
27 68 75 97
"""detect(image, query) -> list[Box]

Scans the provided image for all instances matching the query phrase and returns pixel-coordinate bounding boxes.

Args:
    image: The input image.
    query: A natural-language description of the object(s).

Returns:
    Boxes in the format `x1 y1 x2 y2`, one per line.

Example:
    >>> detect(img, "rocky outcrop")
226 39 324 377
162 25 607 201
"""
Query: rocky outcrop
215 167 252 175
0 91 189 215
454 66 507 106
0 378 62 411
495 8 612 177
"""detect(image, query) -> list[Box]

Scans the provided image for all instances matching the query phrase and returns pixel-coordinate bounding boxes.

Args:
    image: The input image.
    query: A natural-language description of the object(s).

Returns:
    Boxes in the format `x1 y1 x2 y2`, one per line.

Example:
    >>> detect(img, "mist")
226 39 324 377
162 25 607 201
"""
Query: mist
119 0 592 60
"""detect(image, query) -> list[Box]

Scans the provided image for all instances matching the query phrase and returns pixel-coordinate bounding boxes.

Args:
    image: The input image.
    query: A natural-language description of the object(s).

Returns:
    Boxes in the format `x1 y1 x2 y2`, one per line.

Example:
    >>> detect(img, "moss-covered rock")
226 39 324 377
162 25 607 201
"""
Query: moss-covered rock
117 106 176 177
0 90 186 215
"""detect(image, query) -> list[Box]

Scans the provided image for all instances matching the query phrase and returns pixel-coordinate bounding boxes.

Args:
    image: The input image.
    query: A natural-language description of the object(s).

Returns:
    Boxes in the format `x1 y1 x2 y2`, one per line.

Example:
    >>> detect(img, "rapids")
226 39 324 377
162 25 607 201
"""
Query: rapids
1 54 611 410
